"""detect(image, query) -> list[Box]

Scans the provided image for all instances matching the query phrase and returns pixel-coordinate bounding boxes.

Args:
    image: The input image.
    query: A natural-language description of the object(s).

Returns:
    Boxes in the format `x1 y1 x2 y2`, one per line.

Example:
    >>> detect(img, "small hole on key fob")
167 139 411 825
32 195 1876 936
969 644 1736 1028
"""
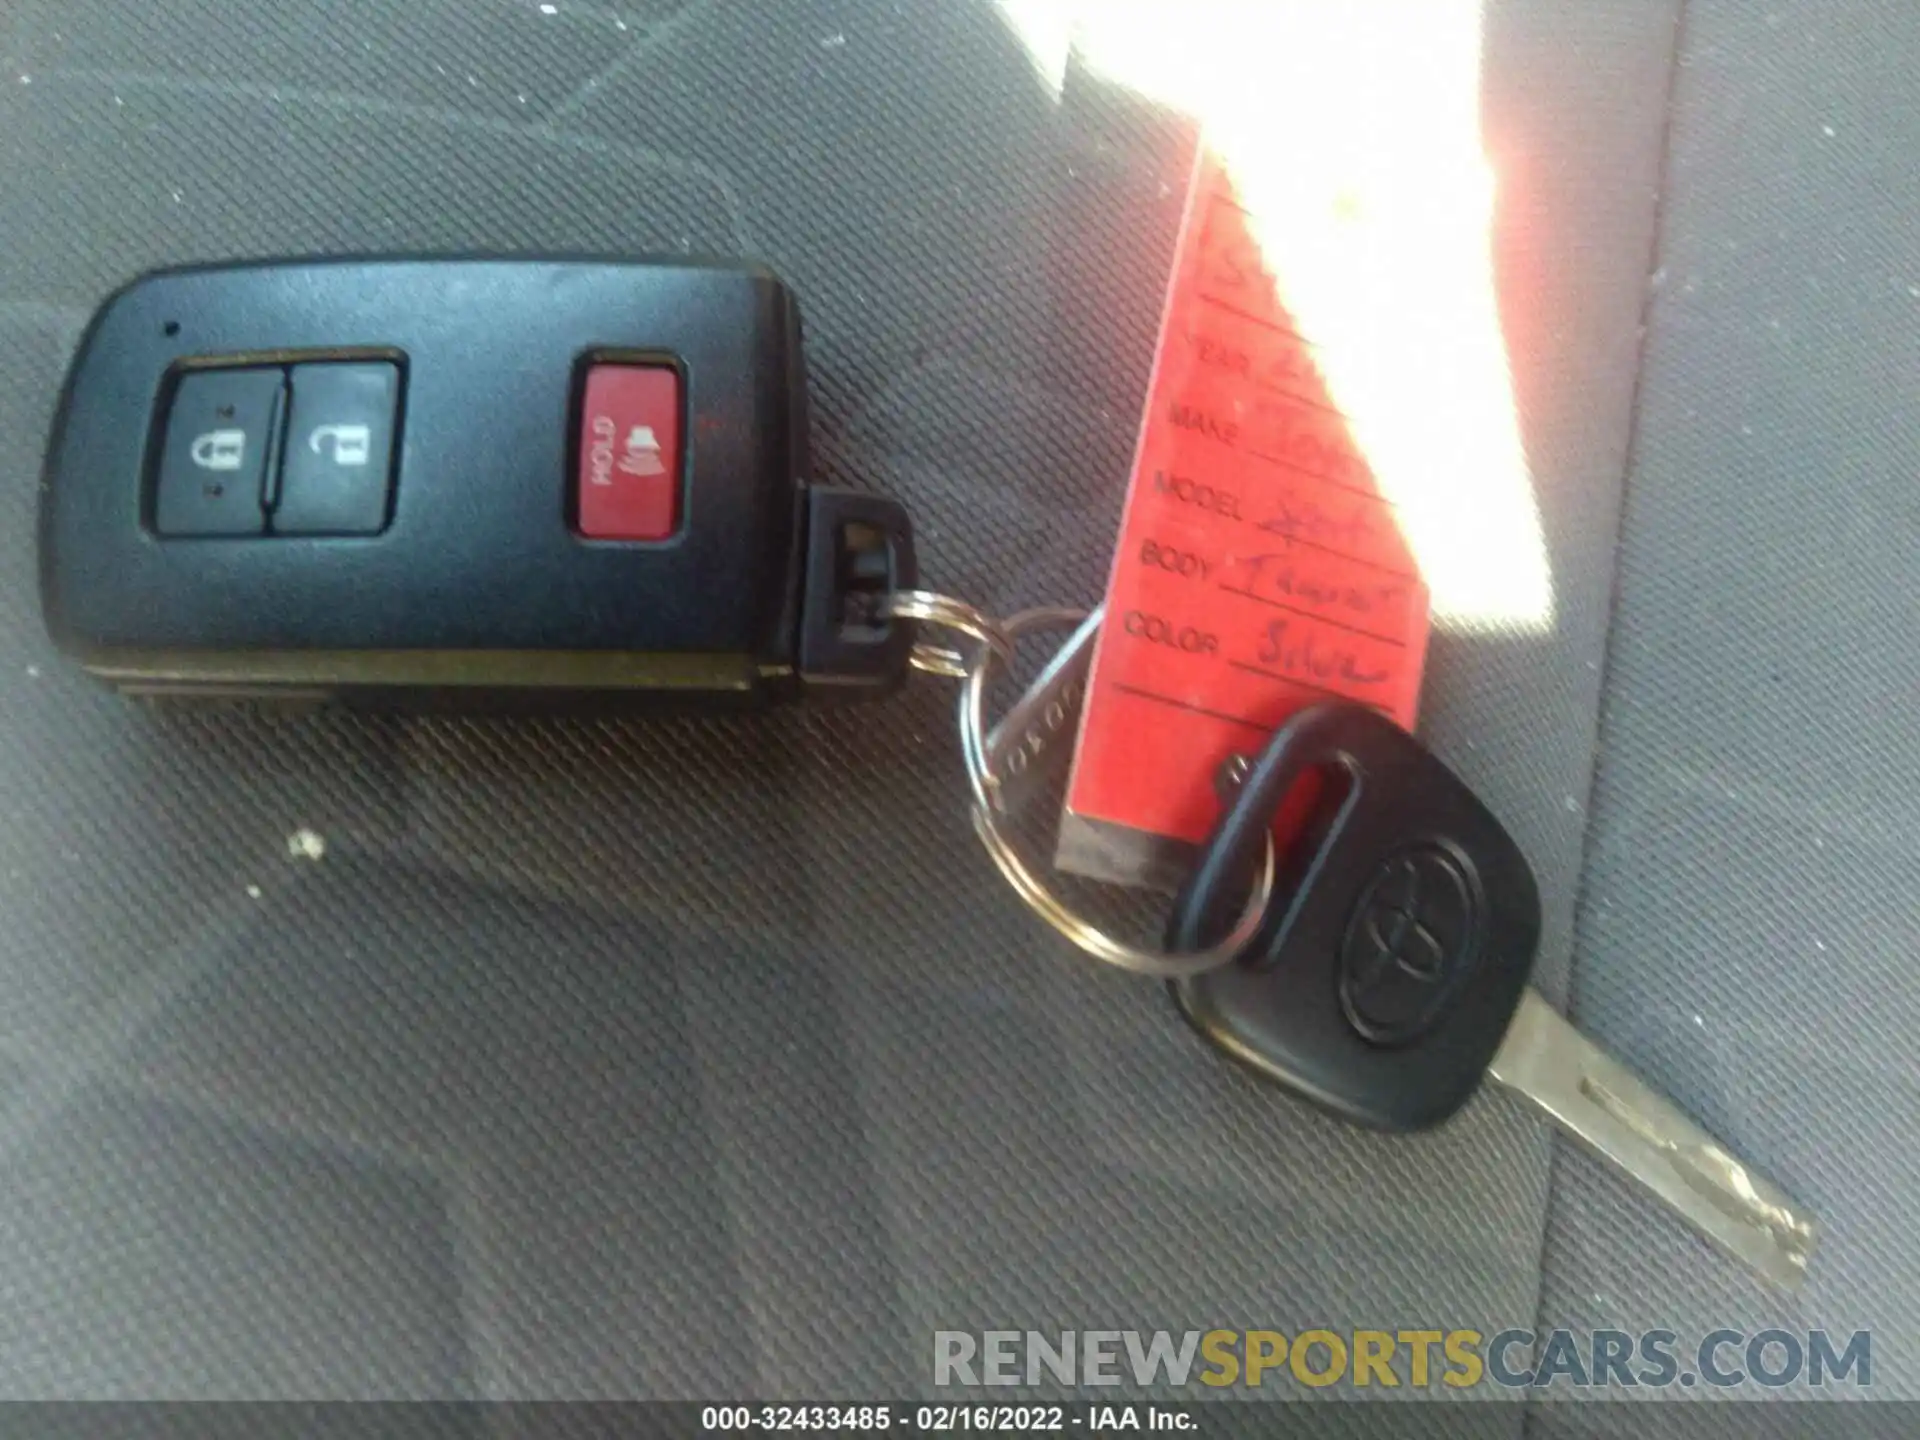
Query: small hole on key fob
162 320 180 337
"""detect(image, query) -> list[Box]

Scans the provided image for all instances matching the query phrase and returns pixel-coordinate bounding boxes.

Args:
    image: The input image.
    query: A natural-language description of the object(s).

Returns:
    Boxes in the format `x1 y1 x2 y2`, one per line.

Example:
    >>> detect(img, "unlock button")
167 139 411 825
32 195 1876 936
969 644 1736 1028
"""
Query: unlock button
275 362 400 536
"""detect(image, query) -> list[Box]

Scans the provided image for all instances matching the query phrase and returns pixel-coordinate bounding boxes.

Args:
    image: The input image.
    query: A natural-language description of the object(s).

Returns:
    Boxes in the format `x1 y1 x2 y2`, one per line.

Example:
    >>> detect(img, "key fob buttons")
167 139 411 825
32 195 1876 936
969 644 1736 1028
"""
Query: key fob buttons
151 360 400 538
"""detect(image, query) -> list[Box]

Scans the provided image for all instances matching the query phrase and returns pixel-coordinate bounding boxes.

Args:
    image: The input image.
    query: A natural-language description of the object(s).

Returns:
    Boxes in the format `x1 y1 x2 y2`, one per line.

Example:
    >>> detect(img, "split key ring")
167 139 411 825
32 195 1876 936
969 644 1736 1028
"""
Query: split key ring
885 591 1274 980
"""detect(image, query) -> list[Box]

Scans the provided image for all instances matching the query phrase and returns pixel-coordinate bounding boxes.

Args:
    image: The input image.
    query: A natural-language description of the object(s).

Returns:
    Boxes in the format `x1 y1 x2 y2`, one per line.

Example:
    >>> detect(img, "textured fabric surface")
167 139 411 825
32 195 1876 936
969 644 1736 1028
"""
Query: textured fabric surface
0 0 1898 1417
1529 0 1920 1424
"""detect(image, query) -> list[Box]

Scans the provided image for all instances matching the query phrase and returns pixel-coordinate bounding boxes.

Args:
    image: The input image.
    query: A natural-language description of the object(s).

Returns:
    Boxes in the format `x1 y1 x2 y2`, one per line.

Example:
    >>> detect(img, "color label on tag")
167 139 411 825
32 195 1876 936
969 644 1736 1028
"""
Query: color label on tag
1061 150 1431 881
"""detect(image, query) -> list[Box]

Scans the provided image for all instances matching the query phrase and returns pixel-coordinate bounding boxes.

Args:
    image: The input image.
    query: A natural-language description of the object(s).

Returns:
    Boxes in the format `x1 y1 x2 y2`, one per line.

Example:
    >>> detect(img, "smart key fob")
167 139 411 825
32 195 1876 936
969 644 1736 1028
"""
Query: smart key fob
38 257 916 708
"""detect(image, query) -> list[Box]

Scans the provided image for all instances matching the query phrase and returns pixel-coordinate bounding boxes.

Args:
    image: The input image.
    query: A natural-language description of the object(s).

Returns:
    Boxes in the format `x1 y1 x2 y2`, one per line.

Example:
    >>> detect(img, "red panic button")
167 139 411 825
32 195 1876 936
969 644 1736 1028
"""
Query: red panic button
577 364 683 540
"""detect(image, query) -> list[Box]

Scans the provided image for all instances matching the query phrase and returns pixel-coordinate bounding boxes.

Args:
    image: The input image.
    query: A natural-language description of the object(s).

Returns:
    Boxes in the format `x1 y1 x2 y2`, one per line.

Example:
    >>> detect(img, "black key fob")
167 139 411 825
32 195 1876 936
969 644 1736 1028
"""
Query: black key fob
1165 704 1540 1131
39 258 915 708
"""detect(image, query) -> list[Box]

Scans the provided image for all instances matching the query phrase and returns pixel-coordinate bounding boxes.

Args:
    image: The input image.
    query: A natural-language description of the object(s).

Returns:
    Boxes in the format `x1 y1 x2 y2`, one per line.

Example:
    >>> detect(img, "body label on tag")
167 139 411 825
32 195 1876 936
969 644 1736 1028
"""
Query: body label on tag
1060 150 1431 888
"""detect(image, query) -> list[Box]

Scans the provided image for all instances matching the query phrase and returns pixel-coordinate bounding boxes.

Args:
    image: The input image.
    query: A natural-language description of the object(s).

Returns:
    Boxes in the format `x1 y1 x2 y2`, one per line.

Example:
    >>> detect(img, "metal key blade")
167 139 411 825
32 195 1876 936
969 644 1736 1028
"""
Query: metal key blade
1487 988 1819 1291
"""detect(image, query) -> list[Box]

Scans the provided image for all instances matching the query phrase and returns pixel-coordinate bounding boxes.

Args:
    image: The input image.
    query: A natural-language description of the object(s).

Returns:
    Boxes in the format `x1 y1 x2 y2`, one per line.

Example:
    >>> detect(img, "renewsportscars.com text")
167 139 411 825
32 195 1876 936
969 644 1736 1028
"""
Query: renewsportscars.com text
933 1328 1872 1392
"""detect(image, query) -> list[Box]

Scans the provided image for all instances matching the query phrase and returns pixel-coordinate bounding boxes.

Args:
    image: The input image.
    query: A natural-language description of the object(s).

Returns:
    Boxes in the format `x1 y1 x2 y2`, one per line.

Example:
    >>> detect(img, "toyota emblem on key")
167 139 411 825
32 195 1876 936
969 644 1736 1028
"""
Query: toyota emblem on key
1339 843 1481 1044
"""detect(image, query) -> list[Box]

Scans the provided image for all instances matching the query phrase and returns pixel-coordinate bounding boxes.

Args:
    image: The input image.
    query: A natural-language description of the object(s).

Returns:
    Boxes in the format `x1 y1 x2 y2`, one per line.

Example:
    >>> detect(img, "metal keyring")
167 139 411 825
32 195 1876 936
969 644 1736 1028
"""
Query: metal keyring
959 607 1276 980
879 590 1018 678
958 603 1089 818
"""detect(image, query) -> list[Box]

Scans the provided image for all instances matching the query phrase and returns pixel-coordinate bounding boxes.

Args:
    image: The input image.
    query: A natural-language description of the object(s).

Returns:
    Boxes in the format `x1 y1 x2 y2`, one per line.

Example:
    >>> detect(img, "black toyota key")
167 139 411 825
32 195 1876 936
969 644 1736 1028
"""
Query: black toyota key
1166 703 1817 1289
39 258 914 707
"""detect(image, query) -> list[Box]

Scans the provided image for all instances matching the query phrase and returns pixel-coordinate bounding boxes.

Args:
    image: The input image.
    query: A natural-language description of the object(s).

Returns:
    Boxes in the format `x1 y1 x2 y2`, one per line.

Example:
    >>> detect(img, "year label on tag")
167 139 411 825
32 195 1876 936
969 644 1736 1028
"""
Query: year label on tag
1059 149 1431 890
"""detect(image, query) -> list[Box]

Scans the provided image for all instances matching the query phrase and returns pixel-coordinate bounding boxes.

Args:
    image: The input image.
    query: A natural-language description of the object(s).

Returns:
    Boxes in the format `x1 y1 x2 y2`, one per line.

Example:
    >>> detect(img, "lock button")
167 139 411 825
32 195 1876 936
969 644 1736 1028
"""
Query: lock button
273 362 401 536
154 368 285 536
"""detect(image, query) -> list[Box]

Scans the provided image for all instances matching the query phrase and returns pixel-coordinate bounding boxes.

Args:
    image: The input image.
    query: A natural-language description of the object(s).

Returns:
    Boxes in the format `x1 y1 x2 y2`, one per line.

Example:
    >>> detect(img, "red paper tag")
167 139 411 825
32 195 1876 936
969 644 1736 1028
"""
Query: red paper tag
1061 149 1431 880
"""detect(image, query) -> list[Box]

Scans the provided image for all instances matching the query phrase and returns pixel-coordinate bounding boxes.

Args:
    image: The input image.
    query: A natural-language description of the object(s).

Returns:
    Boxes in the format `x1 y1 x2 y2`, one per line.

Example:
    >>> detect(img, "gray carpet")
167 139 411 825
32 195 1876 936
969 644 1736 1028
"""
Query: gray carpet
0 0 1910 1420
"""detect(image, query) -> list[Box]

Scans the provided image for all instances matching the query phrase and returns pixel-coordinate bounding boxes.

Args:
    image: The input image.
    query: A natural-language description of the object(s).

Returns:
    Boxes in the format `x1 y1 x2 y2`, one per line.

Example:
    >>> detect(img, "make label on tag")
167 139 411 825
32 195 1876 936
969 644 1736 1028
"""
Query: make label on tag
1059 149 1432 890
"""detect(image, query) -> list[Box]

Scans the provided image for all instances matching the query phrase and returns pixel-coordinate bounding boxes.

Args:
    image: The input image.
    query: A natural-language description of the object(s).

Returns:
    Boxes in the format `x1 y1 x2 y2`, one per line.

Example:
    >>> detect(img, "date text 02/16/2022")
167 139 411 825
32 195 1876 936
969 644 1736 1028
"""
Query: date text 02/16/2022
699 1405 1193 1433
